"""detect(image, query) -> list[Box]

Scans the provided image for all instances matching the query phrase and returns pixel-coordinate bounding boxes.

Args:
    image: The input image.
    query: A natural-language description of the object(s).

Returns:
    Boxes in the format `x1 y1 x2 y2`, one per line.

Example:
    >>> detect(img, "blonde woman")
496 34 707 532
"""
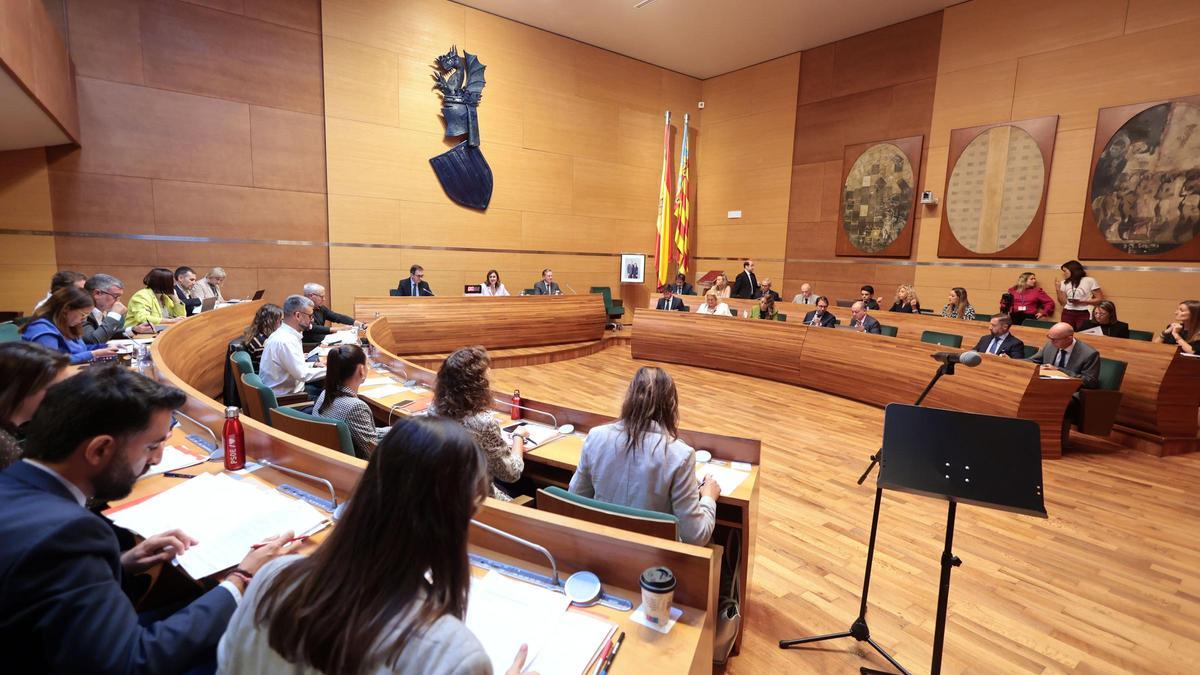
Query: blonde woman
695 291 733 316
888 284 921 314
709 274 731 300
1002 272 1055 323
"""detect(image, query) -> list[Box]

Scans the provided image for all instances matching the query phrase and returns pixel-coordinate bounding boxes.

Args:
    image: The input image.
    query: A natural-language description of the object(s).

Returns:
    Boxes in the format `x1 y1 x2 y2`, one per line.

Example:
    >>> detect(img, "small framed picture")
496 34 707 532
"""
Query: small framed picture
620 254 645 284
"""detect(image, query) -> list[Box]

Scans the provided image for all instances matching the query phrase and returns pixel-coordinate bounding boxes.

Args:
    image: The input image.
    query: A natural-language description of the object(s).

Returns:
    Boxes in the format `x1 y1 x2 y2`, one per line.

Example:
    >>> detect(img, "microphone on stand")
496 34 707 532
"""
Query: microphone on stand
930 351 982 368
562 282 577 295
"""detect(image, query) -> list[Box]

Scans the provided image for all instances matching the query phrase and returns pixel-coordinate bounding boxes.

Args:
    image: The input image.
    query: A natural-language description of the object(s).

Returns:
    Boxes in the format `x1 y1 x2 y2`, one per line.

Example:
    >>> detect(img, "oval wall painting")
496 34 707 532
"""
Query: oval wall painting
1090 101 1200 255
946 126 1045 254
841 143 914 253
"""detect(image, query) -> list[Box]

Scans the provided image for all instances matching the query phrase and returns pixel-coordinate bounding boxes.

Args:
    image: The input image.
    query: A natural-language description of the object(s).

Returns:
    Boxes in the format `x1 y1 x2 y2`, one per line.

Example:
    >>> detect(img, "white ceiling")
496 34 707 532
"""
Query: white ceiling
0 68 70 151
454 0 957 79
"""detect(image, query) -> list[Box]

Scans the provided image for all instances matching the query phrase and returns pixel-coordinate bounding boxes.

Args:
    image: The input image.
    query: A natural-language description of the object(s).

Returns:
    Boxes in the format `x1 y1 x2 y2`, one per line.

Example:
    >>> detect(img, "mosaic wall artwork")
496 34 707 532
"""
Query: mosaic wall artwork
841 143 915 254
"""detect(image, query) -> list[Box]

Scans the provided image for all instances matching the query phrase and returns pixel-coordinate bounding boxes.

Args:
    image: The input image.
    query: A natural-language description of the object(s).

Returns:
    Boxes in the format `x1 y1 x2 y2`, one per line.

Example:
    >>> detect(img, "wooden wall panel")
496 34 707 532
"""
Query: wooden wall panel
322 37 399 127
0 148 56 312
0 0 79 141
151 181 327 241
245 0 322 33
64 0 143 84
48 171 154 233
249 106 327 193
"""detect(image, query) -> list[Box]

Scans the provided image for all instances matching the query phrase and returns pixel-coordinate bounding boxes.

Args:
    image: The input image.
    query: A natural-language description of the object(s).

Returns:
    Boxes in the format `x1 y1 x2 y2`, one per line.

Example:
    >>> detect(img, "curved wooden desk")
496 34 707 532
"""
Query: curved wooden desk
353 295 607 354
148 302 718 674
631 310 1081 459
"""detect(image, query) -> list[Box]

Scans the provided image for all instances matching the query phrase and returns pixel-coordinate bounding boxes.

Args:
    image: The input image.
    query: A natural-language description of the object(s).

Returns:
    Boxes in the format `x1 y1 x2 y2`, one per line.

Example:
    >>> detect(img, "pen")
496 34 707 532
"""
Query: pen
163 471 194 479
593 637 613 674
598 631 624 675
251 535 310 550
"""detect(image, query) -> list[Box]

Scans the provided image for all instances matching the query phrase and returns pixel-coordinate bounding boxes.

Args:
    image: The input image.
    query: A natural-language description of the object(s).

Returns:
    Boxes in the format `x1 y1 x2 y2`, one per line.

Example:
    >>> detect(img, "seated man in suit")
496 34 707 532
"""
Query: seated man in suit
671 272 694 296
974 313 1025 358
758 278 781 302
533 268 562 295
82 273 128 345
803 296 837 328
731 259 759 299
655 285 686 311
0 366 290 674
849 301 881 334
1027 322 1100 389
792 282 816 304
396 264 434 296
173 266 203 317
300 282 363 344
859 285 881 310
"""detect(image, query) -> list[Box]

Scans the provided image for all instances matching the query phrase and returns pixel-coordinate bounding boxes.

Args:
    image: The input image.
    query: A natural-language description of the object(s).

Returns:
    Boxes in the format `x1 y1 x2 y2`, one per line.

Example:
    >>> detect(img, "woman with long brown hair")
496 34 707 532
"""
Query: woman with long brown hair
0 342 69 469
241 303 283 370
710 273 732 299
569 366 721 545
940 287 976 320
312 344 390 458
217 416 531 674
431 346 528 501
1002 271 1055 324
20 287 120 364
1056 260 1103 330
1153 299 1200 355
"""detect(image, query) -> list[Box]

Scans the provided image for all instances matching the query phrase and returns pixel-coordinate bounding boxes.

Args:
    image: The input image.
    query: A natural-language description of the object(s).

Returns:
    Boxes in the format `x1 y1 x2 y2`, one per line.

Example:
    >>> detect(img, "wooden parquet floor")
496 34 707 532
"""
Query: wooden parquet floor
488 344 1200 674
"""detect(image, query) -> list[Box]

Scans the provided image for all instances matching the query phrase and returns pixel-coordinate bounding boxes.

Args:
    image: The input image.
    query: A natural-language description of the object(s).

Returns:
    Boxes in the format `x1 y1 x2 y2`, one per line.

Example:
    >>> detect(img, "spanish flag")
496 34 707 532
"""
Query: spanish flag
654 111 673 289
673 113 691 276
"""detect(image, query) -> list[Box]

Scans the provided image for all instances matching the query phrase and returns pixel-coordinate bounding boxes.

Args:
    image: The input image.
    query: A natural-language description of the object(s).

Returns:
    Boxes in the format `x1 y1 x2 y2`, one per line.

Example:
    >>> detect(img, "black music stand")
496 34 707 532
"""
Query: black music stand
869 403 1047 674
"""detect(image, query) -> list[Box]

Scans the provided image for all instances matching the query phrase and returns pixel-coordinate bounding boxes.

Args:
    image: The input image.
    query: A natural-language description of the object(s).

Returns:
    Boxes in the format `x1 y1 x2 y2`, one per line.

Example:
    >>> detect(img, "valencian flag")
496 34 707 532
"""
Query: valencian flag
654 111 674 288
673 113 691 275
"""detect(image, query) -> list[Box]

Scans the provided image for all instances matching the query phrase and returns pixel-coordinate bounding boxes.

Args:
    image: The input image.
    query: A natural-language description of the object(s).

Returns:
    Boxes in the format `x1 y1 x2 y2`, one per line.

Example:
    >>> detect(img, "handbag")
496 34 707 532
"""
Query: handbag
713 526 742 664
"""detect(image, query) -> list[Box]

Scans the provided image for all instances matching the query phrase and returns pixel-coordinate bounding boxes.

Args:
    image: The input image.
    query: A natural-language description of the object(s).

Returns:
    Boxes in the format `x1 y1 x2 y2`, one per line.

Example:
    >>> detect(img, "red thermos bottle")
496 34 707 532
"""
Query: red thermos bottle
223 406 245 471
511 389 522 420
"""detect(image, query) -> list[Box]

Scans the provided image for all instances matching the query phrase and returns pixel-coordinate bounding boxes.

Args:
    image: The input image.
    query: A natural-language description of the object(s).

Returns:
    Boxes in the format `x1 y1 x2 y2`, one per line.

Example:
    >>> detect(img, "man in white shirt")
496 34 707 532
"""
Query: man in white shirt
260 295 327 397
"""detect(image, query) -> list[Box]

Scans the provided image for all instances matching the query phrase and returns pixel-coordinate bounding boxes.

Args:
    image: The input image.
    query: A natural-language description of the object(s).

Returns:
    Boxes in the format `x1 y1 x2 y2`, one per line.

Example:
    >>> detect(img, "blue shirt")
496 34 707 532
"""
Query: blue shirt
21 318 98 364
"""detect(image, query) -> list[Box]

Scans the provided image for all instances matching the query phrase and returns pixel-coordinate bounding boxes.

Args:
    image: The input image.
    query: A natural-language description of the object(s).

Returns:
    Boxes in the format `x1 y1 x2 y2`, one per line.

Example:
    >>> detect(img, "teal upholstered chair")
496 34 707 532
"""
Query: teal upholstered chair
537 486 678 541
1024 319 1055 329
1022 344 1039 359
0 321 19 343
230 350 254 376
239 373 308 425
589 286 625 329
1075 357 1127 437
920 330 963 349
271 406 358 458
1128 329 1153 342
971 313 993 322
879 325 898 337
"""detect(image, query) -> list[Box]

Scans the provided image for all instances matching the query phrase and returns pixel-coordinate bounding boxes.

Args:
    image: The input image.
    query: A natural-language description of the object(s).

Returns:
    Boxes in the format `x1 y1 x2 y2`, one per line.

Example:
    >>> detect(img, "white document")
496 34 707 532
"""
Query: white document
465 571 570 675
528 608 616 675
1078 326 1104 336
360 383 415 400
109 473 328 579
322 328 359 345
139 445 207 479
500 421 560 448
695 463 750 496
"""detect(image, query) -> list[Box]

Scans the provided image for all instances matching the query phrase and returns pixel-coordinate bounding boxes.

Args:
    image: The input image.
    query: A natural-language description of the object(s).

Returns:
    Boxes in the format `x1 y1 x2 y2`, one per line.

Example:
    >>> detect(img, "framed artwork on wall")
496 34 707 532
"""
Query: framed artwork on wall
937 116 1058 259
835 135 924 258
1079 96 1200 261
620 254 645 284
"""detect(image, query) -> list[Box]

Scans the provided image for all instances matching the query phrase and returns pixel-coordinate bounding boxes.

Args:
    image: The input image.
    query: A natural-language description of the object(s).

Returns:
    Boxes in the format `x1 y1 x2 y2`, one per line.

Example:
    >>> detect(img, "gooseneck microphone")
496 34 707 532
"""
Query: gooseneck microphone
930 351 982 367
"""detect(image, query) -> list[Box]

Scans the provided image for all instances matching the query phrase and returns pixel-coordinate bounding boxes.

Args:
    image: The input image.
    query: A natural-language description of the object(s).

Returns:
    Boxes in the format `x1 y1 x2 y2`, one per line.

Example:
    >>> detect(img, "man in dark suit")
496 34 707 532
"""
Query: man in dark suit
173 266 202 317
802 296 837 328
82 273 128 344
301 282 363 344
1027 322 1101 389
757 278 781 302
671 272 695 296
859 285 881 310
0 366 289 674
849 301 882 334
533 268 562 295
396 264 434 296
731 259 759 299
655 286 686 311
974 313 1026 358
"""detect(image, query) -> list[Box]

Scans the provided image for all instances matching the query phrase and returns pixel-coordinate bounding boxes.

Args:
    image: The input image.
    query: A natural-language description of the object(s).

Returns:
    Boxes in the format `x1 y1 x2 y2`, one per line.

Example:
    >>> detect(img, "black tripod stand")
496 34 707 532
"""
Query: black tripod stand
778 359 961 675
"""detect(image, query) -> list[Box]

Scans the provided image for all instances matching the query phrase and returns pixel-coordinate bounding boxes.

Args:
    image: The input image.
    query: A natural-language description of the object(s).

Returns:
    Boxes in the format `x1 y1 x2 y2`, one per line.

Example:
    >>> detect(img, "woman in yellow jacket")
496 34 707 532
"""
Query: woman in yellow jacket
126 267 186 329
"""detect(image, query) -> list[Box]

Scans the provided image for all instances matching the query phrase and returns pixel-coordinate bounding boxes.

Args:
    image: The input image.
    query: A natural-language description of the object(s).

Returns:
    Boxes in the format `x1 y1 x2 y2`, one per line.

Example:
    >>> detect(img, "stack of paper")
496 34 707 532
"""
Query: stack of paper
501 421 561 448
695 463 751 496
322 328 360 346
108 473 328 579
465 571 615 675
139 444 209 479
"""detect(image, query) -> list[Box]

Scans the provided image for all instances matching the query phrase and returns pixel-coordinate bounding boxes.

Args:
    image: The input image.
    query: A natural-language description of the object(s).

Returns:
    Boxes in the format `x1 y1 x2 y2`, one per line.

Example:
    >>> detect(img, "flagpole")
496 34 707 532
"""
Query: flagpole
654 110 673 289
674 113 690 277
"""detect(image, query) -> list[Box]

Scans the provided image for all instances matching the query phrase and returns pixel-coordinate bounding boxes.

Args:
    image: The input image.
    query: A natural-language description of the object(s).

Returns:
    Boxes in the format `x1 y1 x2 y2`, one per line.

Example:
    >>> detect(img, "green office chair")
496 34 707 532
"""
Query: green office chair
0 321 19 343
1023 319 1055 329
537 486 678 541
879 325 898 337
920 330 963 349
271 406 358 458
1128 329 1153 342
1075 357 1127 436
240 373 309 425
589 286 625 330
971 313 993 322
389 289 401 297
230 350 254 376
1022 344 1039 359
522 288 537 295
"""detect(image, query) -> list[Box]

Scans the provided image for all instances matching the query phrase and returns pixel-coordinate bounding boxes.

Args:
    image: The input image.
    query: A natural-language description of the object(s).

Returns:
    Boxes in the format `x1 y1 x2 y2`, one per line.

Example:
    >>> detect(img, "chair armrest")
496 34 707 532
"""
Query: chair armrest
278 393 310 406
511 494 534 507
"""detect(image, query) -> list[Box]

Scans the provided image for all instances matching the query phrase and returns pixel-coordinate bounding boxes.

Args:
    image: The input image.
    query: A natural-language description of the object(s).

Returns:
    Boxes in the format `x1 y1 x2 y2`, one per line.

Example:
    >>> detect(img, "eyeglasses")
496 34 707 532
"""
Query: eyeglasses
97 289 122 300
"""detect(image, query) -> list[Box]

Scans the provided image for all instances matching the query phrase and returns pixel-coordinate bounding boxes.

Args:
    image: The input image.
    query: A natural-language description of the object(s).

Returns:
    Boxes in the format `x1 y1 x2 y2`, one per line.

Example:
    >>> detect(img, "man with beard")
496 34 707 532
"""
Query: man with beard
0 366 291 673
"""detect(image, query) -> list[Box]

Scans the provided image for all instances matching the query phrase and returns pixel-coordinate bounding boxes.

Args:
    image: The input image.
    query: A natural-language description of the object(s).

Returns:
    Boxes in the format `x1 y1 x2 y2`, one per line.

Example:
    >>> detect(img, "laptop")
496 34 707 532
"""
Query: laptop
251 289 265 300
200 296 217 313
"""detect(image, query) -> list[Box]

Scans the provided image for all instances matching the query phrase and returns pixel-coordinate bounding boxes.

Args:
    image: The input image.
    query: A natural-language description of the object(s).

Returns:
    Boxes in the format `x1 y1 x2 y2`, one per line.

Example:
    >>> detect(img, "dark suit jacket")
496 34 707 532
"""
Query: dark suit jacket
852 315 882 334
656 296 686 311
174 285 202 316
82 310 125 345
1078 319 1130 339
863 298 880 310
803 310 837 328
1028 339 1101 389
731 271 759 299
671 282 695 296
0 461 236 674
396 278 433 296
974 333 1025 359
533 280 561 295
302 304 357 343
758 289 781 302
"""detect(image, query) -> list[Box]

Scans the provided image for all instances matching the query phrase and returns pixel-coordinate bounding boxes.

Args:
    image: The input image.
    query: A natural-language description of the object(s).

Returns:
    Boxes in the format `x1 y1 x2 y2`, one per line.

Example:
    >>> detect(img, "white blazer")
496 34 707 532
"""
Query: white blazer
480 283 509 297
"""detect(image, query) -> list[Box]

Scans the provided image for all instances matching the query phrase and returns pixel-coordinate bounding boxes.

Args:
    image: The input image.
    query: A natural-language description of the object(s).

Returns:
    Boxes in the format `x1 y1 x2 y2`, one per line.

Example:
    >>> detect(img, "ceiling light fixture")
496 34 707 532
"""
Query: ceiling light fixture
634 0 661 8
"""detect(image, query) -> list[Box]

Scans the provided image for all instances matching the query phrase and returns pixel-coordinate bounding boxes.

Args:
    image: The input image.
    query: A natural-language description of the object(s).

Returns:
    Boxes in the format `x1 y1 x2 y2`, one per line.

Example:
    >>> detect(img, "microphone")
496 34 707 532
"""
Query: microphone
562 282 577 295
930 351 982 367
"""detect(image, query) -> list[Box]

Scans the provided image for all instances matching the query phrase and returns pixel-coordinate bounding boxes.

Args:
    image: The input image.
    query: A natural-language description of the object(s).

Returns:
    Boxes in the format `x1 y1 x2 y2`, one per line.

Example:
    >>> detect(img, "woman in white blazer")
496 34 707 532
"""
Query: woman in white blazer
480 269 510 296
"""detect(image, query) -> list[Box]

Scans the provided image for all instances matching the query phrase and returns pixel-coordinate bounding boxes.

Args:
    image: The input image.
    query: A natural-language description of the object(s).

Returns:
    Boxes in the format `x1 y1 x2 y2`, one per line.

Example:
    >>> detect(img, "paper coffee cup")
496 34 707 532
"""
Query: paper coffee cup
640 566 677 625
